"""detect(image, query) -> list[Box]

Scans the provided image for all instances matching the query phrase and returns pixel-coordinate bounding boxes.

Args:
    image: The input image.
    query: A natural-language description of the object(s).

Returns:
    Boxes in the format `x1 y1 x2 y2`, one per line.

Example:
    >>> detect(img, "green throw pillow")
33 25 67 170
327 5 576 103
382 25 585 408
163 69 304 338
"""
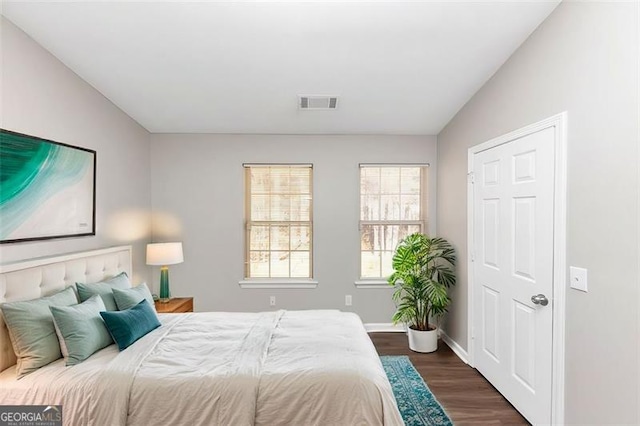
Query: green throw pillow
1 286 78 378
50 295 113 366
112 283 155 311
100 300 161 351
76 272 131 311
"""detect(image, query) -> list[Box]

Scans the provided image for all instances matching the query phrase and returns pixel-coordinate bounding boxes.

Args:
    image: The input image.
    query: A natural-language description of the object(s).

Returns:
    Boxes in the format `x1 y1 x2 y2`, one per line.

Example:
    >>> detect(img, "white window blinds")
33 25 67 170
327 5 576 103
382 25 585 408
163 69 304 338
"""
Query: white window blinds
244 164 313 279
359 165 427 279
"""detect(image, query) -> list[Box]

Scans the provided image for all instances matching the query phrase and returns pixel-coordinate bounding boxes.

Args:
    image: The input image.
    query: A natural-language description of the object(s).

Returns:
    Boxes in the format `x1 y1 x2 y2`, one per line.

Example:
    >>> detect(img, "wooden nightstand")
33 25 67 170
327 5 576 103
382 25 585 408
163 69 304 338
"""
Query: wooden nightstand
155 297 193 313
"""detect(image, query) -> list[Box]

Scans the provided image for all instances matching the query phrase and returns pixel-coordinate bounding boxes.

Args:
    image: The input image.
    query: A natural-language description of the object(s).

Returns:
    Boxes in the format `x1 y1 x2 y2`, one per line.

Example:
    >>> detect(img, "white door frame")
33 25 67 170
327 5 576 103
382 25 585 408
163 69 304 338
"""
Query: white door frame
466 112 567 424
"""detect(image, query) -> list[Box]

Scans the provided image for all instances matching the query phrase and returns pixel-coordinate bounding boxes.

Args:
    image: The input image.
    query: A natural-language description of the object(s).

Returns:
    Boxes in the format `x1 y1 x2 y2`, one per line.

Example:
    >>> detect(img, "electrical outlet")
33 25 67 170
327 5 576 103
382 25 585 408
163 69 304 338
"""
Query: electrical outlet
569 267 588 292
345 295 352 306
270 296 276 306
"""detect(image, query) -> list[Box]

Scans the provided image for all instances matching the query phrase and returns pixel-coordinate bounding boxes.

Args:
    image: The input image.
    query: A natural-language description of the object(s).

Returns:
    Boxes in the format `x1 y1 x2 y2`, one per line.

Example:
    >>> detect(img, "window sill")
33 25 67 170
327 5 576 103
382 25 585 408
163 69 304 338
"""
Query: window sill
239 279 318 289
354 280 392 289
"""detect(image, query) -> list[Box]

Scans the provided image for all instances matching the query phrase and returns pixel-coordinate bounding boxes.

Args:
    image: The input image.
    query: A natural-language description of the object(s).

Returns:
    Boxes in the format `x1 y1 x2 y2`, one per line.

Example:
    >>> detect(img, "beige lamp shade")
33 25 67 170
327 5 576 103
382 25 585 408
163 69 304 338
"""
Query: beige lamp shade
146 242 184 266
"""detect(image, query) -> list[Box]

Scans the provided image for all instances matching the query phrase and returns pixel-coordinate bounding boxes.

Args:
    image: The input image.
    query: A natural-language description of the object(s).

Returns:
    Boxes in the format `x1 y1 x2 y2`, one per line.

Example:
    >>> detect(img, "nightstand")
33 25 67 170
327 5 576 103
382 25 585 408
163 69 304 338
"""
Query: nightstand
155 297 193 313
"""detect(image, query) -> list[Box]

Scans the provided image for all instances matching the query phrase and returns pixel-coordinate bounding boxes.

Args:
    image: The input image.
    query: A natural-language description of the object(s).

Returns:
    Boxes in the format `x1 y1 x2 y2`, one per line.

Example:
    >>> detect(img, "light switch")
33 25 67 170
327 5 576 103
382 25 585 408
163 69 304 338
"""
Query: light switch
569 267 588 292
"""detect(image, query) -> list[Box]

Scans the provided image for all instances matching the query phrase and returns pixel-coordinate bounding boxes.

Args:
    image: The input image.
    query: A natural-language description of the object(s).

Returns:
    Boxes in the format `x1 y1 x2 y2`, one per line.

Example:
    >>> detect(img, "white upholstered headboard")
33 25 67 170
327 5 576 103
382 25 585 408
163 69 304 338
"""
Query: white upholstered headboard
0 245 132 372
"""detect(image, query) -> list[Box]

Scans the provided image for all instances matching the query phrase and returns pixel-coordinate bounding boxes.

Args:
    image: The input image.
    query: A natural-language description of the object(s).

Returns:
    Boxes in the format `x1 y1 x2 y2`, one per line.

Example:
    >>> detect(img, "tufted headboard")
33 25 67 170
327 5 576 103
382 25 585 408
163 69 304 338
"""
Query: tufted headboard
0 245 132 372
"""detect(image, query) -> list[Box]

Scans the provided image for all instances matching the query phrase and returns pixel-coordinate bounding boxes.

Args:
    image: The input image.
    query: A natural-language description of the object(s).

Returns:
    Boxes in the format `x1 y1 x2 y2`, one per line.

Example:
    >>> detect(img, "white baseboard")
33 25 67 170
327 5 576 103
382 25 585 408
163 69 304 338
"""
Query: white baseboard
365 323 470 365
439 330 469 364
364 323 406 333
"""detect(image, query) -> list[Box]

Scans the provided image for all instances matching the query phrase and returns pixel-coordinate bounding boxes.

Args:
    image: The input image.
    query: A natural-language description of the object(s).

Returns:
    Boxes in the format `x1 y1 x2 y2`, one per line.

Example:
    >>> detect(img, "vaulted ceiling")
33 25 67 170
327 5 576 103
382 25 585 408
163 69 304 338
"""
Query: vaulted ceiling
2 1 559 134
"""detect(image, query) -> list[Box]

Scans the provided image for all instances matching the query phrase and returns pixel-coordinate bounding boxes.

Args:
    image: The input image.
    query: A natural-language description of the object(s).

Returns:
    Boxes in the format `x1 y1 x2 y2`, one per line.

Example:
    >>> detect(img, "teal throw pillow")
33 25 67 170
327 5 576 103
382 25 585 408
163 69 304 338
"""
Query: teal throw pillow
100 300 161 351
1 286 78 378
50 295 113 366
76 272 131 311
112 283 155 311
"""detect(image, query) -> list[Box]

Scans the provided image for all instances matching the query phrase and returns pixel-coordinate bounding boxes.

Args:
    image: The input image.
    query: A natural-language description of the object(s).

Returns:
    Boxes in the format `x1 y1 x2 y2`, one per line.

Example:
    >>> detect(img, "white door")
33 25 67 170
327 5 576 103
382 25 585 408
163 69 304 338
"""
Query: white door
471 127 555 425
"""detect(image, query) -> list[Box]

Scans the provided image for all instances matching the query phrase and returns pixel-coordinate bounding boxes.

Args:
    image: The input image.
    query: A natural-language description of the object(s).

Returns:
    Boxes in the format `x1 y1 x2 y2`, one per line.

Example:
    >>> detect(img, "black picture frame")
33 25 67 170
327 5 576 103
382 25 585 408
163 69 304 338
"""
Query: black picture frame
0 129 96 244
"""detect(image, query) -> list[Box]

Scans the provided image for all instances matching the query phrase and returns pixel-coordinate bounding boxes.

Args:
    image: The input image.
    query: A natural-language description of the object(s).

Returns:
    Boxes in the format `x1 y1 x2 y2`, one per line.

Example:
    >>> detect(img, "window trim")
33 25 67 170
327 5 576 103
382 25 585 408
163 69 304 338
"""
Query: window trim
353 279 390 289
243 164 314 282
238 279 319 289
358 164 429 280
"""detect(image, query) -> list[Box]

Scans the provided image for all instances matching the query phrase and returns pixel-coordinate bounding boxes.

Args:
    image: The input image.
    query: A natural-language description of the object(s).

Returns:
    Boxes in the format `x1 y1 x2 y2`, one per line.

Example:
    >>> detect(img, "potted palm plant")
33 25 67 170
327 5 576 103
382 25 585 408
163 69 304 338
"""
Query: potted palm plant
388 233 456 353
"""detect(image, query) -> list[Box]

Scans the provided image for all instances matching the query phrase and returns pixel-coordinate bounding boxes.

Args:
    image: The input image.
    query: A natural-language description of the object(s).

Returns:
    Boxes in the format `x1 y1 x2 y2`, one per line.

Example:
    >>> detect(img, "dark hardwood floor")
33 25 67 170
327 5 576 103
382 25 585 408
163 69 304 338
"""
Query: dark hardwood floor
370 333 529 425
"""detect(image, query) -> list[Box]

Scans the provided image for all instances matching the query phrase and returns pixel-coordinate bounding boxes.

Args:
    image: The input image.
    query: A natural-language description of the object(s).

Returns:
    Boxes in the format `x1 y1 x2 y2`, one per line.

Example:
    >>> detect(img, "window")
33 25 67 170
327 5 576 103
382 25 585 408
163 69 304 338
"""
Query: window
244 164 313 279
359 165 427 279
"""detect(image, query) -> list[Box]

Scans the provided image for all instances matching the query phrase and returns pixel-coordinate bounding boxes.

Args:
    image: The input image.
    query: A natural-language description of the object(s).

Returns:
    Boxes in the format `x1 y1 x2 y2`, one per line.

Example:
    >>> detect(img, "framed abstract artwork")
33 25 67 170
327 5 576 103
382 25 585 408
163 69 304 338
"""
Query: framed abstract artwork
0 129 96 243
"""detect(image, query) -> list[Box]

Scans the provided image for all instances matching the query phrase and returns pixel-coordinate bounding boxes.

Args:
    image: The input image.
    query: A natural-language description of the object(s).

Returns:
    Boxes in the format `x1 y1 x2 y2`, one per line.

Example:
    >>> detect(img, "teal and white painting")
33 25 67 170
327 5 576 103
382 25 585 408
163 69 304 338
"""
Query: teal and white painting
0 130 96 243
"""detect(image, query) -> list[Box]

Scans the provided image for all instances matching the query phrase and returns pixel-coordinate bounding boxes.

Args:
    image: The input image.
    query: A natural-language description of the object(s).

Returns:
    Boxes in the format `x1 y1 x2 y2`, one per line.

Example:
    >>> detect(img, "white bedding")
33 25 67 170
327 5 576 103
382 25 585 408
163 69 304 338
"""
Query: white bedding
0 310 403 426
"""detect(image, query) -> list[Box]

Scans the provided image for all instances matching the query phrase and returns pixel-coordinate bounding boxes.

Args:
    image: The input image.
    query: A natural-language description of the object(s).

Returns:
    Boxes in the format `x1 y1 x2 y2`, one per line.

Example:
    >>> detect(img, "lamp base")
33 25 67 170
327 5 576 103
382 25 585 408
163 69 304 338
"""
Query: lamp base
159 266 171 303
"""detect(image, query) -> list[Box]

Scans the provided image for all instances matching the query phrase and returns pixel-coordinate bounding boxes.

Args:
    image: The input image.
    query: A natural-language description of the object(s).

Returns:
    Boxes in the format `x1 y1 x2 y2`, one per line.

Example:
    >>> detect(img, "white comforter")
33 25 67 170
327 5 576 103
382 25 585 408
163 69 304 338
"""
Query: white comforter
0 310 403 426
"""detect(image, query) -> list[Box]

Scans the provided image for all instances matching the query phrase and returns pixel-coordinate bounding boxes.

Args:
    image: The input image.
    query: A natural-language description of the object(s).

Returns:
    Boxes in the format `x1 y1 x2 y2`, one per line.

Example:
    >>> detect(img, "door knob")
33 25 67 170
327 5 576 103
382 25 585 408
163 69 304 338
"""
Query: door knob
531 294 549 306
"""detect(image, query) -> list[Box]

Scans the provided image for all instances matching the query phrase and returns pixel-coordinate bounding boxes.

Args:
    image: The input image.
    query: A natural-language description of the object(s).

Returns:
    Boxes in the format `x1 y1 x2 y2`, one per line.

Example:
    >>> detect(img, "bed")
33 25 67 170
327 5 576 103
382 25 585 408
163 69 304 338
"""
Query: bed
0 246 403 425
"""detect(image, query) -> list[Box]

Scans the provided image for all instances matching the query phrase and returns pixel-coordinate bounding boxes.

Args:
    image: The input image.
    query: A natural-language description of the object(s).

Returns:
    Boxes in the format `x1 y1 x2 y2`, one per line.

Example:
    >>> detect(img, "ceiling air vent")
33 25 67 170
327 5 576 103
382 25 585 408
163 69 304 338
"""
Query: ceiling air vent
299 96 338 110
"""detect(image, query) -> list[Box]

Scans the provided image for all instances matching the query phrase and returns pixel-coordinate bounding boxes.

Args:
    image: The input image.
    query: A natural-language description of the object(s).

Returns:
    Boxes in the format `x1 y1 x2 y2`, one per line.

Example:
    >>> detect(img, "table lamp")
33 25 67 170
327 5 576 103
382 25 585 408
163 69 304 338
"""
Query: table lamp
146 242 184 303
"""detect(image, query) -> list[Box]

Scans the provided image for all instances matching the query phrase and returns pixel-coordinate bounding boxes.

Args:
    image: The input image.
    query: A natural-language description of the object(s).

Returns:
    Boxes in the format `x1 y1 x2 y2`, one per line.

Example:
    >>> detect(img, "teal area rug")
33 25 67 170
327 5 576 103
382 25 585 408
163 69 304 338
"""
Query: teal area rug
381 355 453 426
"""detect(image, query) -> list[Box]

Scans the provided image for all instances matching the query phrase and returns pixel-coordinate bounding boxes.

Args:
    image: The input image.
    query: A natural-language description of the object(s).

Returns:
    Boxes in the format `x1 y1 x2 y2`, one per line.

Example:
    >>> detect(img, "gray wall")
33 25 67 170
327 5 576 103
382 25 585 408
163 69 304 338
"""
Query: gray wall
4 6 639 422
150 134 437 322
0 18 152 285
436 2 639 424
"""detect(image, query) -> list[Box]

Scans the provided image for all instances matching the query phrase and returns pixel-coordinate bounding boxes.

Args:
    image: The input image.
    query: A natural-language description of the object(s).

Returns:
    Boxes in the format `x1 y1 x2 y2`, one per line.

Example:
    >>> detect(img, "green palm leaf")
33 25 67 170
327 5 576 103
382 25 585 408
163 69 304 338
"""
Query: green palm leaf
387 232 456 331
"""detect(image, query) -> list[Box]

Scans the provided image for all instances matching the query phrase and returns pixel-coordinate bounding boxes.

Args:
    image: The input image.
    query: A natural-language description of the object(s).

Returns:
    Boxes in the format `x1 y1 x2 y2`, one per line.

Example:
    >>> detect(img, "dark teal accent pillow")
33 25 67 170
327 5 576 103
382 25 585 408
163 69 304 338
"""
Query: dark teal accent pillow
99 300 161 351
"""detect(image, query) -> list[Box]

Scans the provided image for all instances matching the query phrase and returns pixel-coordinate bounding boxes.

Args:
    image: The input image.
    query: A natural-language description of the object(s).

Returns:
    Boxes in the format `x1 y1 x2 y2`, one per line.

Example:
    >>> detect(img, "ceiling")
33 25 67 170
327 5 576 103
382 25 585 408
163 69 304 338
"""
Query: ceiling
1 1 559 135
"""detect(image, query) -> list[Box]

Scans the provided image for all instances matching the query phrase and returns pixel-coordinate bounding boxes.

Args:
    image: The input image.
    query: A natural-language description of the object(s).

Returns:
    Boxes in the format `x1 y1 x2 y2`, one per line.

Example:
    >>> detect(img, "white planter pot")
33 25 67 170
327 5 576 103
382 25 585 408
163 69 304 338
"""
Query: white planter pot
407 327 438 353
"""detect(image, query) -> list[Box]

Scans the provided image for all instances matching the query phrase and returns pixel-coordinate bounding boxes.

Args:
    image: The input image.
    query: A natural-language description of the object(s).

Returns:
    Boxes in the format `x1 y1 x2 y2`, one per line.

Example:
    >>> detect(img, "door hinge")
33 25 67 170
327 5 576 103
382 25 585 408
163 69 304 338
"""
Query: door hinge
468 171 475 184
